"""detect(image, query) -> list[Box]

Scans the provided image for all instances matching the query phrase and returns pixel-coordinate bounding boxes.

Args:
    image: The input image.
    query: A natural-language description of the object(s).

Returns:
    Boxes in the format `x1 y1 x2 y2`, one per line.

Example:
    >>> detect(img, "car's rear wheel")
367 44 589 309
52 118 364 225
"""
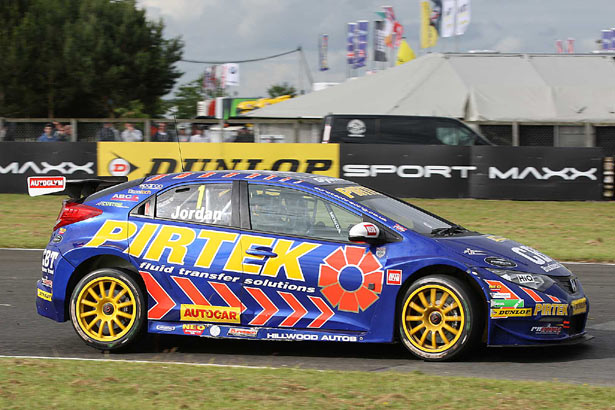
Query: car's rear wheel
69 268 146 351
399 275 482 361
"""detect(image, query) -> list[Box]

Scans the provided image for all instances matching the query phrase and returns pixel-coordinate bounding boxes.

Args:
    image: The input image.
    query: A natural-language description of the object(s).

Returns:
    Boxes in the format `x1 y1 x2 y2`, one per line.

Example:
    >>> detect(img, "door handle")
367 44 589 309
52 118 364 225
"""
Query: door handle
245 246 278 258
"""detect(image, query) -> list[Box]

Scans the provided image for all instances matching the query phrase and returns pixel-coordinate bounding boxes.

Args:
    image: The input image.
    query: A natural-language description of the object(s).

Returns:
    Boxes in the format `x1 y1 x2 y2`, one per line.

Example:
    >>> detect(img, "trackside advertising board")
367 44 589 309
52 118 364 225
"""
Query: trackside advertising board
0 142 97 193
97 142 339 179
340 145 604 200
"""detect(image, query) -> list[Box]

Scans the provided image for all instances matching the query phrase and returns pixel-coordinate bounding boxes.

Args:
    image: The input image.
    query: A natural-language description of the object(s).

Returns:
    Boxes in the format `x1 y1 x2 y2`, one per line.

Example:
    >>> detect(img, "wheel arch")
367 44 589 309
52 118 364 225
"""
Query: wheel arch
394 263 488 342
63 254 141 321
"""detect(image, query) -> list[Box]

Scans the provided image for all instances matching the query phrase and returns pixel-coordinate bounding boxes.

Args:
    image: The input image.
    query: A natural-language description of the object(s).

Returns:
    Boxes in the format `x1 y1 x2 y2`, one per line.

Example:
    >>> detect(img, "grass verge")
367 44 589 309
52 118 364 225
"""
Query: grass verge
0 194 613 262
1 358 614 409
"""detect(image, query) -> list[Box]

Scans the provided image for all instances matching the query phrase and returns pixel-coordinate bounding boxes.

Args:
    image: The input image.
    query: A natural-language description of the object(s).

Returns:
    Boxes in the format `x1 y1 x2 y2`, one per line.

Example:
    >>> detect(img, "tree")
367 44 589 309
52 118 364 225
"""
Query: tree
267 82 297 98
0 0 183 117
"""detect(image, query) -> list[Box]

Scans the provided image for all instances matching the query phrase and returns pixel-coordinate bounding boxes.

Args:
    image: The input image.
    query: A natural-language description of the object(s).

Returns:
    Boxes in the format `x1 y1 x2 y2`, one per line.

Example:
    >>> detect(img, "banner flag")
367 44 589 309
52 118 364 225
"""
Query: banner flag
374 20 388 62
602 30 611 50
396 39 416 65
355 20 368 68
224 63 240 86
440 0 455 38
567 38 575 54
319 34 329 71
455 0 471 36
611 29 615 50
556 40 563 54
203 65 219 91
420 1 439 48
382 6 396 48
347 22 357 65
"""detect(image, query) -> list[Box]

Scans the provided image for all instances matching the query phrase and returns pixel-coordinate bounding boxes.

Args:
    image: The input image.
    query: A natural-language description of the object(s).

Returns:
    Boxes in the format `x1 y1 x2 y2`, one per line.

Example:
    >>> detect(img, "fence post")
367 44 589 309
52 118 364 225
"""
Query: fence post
144 119 151 141
70 118 77 142
512 122 519 146
584 122 594 147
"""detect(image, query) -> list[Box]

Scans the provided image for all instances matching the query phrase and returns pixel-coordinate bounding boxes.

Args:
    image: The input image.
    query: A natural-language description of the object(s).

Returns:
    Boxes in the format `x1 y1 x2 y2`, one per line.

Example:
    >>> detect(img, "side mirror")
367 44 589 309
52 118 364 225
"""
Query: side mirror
348 222 381 244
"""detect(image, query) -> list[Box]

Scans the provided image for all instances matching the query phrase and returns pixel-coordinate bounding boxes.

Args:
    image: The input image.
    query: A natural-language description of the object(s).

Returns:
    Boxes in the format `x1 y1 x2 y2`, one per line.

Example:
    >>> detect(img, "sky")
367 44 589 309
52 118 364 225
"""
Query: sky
137 0 615 98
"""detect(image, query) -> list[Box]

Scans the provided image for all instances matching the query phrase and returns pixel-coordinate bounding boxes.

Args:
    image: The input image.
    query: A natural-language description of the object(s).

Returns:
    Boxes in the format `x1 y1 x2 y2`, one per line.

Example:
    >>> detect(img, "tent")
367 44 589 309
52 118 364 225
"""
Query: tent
248 53 615 123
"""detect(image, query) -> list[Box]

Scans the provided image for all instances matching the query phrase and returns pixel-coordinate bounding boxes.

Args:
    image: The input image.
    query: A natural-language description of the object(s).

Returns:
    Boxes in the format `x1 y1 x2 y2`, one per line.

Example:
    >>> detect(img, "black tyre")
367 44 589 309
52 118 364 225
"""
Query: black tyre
69 268 146 351
398 275 482 361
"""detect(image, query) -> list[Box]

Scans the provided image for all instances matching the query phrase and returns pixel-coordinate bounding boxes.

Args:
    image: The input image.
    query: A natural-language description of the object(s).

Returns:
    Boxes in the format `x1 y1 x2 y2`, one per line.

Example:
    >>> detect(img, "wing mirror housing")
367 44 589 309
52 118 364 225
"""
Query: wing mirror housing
348 222 382 244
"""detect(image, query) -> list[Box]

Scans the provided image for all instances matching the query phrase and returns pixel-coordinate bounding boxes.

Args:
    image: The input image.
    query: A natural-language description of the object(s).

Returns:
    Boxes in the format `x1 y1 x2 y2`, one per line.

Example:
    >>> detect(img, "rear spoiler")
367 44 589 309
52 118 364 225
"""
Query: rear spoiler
28 176 128 199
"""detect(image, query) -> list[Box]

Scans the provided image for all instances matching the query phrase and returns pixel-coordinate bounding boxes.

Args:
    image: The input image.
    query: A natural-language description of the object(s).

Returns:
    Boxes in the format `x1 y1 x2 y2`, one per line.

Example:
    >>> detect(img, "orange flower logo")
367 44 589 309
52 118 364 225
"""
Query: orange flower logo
318 246 383 313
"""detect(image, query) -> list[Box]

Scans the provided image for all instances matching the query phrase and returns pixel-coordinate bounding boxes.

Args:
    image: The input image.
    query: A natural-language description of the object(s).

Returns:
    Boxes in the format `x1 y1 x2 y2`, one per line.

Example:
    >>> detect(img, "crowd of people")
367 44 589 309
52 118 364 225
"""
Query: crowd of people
0 121 254 142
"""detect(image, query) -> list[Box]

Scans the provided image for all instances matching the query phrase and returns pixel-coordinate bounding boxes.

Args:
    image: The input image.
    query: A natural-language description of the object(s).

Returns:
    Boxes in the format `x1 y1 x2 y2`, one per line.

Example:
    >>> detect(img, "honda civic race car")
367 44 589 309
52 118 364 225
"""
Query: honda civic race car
30 171 590 361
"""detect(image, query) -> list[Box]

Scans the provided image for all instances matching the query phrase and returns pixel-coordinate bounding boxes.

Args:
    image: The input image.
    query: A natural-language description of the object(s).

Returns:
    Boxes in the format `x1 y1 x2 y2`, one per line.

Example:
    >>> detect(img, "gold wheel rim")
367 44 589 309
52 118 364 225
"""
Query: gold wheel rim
402 284 465 353
75 276 136 342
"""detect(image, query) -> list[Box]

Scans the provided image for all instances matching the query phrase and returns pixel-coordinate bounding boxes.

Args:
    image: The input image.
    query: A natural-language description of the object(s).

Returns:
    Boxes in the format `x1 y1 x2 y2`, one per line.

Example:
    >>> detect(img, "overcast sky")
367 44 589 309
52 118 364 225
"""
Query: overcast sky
138 0 615 98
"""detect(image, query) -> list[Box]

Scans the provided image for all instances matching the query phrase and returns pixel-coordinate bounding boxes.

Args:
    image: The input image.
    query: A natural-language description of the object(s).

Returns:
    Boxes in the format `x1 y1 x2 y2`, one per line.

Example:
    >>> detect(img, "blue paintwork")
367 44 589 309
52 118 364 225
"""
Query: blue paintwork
35 171 589 347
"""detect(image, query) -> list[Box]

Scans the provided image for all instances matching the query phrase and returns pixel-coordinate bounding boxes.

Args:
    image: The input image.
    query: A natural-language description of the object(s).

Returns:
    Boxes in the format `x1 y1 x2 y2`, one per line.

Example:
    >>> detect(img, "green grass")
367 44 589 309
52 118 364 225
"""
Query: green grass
407 199 615 262
0 194 613 262
0 358 614 409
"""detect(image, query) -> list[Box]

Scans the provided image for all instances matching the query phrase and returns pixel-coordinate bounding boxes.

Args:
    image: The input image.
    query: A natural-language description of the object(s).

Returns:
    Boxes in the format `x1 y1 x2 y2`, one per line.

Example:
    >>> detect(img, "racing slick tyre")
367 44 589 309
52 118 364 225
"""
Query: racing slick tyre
399 275 482 361
69 268 146 351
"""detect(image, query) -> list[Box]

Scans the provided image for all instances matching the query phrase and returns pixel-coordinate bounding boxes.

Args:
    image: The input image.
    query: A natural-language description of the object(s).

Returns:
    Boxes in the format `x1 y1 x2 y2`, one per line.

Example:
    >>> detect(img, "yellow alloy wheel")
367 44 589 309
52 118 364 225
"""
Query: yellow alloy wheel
401 284 465 353
75 276 137 342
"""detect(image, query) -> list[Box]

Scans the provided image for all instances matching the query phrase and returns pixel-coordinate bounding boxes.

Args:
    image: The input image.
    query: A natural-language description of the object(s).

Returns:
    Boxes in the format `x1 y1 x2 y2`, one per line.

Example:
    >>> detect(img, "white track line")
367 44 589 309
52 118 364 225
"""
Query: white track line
0 355 276 370
0 248 44 251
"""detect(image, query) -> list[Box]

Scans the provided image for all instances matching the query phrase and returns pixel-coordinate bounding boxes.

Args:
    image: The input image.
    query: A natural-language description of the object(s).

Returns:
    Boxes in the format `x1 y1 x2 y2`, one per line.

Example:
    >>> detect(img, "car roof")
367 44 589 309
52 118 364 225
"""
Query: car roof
139 170 353 189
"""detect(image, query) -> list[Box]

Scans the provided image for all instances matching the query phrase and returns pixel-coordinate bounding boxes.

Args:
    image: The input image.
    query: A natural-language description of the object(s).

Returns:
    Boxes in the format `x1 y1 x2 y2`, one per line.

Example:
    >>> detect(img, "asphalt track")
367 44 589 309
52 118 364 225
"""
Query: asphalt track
1 249 614 386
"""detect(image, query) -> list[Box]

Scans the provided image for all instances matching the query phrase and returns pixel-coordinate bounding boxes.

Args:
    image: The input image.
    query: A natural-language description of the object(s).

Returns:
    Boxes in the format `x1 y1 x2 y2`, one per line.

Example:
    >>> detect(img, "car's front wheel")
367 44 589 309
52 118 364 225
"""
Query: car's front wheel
69 268 146 351
399 275 482 361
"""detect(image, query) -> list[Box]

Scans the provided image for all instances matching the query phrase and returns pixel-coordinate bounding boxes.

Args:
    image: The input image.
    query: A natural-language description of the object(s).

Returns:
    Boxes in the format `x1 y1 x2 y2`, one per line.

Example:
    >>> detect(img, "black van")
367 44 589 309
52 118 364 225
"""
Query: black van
321 114 493 145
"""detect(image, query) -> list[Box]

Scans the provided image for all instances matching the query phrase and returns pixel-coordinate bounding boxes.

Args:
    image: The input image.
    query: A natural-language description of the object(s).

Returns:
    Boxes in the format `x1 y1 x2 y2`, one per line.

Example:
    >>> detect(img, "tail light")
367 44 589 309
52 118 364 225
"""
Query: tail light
54 201 102 231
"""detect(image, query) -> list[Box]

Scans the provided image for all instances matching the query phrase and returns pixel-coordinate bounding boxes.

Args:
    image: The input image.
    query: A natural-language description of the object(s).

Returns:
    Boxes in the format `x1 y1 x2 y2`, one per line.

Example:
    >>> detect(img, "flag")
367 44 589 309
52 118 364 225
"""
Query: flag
319 34 329 71
567 38 574 54
203 65 218 90
355 20 369 68
602 30 611 51
393 21 404 47
455 0 471 36
420 1 439 48
224 63 240 86
373 20 387 62
611 29 615 50
555 39 563 54
396 39 416 65
347 22 356 65
440 0 455 38
382 6 396 48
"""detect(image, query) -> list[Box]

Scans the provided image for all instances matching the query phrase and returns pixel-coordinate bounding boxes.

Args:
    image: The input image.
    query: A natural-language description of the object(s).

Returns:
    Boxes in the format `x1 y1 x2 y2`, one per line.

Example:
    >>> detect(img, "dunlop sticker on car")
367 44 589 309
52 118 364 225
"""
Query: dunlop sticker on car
571 298 587 315
490 307 532 318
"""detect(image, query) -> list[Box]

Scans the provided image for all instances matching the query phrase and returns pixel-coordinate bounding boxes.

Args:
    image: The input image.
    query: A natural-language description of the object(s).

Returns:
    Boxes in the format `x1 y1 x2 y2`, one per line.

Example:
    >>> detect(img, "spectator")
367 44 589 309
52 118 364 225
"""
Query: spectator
177 127 190 142
121 122 143 142
53 122 69 141
38 123 63 142
235 125 255 143
96 122 119 141
62 124 73 141
189 126 211 143
152 122 176 142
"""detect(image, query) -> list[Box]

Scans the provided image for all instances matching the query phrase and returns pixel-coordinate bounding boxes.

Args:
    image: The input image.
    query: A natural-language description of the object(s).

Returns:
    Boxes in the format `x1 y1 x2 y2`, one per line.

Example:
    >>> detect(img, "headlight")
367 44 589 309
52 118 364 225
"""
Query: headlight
486 268 556 292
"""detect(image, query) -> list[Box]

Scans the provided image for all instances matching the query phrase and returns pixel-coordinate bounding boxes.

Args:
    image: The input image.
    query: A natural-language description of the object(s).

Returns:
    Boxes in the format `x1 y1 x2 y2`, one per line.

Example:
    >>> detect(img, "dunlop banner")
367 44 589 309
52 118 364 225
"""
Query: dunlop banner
97 142 339 179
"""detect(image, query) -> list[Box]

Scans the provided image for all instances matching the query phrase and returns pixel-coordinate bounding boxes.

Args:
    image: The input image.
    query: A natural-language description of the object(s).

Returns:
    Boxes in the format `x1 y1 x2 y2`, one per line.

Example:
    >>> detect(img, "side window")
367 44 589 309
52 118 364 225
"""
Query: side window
435 122 476 146
248 185 362 241
378 118 441 144
156 183 232 226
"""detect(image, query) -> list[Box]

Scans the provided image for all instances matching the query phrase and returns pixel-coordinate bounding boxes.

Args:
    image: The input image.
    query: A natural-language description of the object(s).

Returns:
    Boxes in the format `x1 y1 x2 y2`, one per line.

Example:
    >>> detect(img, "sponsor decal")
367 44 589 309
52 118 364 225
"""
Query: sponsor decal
266 333 358 342
182 324 208 336
571 298 587 315
228 328 259 338
41 278 53 288
97 142 338 178
490 307 532 318
27 176 66 196
170 206 224 221
511 245 554 266
534 303 568 316
485 280 520 300
1 162 94 175
128 189 151 195
41 249 59 275
155 325 176 332
517 274 535 284
334 185 379 199
95 201 128 208
541 262 562 273
139 183 163 190
463 248 485 256
346 119 366 137
37 288 52 301
386 269 402 286
484 257 517 268
489 167 597 181
210 325 221 337
393 224 407 232
490 299 524 308
110 193 140 202
318 246 383 312
531 324 563 335
180 304 240 323
485 235 507 242
376 247 386 258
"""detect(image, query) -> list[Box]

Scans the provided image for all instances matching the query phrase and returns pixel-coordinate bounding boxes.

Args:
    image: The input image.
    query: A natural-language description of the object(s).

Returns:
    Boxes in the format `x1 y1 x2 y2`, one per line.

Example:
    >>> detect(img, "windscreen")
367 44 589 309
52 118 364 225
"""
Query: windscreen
324 184 453 235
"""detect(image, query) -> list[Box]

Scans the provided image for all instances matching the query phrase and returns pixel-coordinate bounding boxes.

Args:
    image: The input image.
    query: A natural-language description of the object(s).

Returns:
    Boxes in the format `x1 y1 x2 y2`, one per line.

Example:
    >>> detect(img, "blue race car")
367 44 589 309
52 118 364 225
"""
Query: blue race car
31 171 590 361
